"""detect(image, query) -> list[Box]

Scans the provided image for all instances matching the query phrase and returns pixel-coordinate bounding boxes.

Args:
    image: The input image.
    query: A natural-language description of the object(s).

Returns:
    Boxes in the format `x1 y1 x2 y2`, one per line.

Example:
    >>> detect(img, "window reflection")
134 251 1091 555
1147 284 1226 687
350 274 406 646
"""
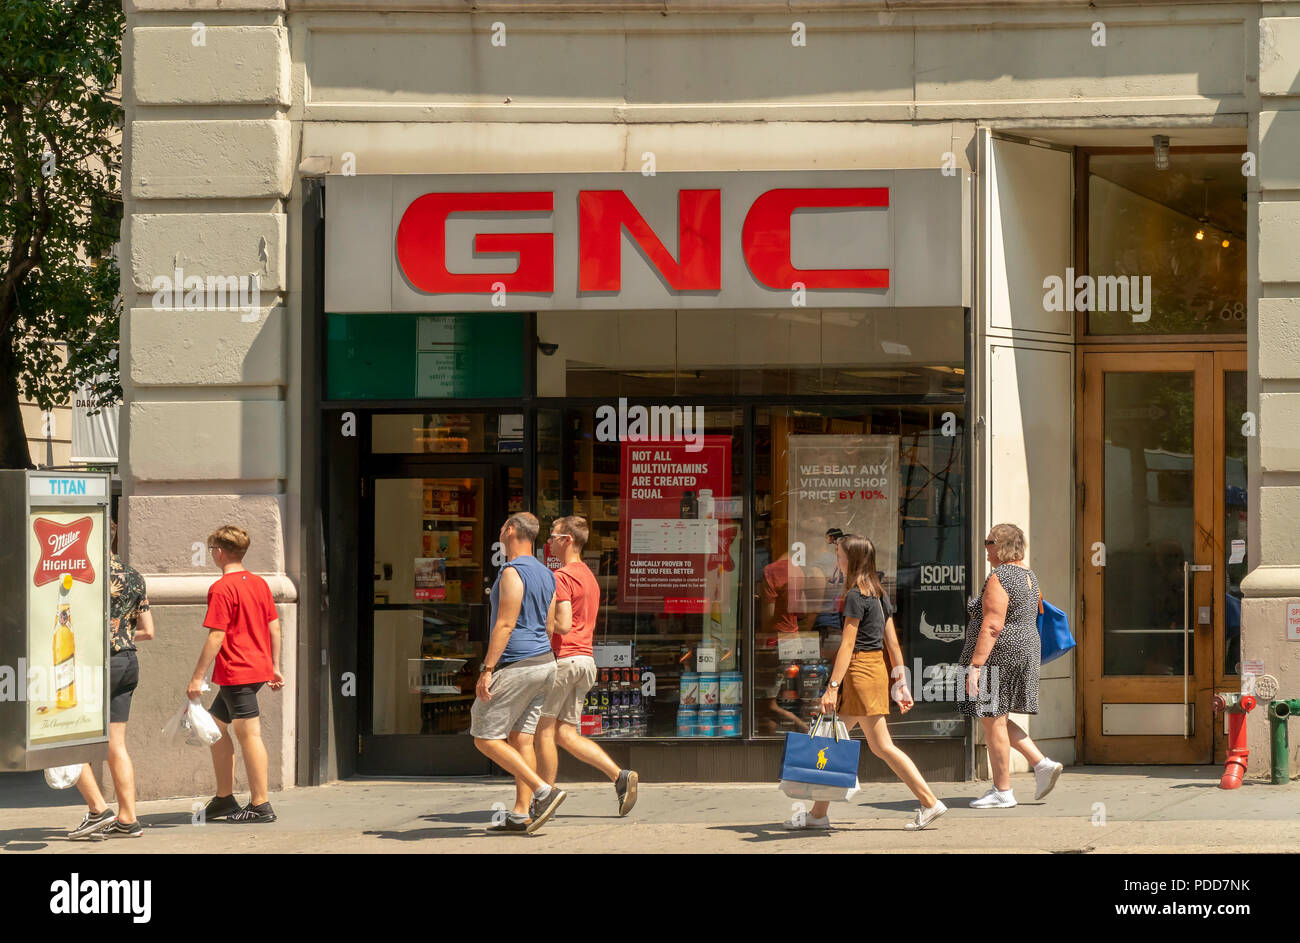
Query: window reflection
1102 373 1196 675
754 406 967 738
1087 151 1246 335
537 309 964 397
536 407 745 739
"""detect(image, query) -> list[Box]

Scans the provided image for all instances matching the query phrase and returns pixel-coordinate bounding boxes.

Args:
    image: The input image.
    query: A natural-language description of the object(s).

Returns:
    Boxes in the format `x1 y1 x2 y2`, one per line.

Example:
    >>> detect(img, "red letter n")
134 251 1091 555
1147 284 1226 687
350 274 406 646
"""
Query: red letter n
578 190 721 292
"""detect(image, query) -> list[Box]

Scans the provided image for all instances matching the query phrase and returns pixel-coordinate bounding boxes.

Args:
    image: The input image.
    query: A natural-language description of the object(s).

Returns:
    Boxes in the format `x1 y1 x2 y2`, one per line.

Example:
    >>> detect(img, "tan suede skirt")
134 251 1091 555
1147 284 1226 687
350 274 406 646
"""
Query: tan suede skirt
837 650 890 717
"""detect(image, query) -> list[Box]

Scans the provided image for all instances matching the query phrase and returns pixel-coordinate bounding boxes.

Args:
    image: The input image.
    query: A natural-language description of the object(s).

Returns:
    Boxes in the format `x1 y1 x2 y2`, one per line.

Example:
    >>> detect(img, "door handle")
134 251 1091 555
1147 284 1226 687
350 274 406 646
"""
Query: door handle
1183 562 1213 737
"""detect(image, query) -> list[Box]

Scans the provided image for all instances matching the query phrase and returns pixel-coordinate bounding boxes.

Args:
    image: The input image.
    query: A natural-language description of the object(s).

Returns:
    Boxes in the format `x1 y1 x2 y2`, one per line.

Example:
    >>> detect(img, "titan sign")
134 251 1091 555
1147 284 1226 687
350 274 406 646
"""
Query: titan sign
325 171 966 311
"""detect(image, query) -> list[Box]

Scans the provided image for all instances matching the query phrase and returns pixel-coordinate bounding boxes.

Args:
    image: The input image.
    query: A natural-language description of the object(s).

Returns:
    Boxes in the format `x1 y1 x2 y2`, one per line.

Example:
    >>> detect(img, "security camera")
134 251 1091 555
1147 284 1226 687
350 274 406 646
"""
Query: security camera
538 341 559 356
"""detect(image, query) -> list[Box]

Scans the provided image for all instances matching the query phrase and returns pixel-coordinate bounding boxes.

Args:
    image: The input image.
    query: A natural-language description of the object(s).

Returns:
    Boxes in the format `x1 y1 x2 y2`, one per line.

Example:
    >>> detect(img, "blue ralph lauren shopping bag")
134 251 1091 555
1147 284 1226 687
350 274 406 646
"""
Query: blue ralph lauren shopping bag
780 713 860 791
1037 597 1076 664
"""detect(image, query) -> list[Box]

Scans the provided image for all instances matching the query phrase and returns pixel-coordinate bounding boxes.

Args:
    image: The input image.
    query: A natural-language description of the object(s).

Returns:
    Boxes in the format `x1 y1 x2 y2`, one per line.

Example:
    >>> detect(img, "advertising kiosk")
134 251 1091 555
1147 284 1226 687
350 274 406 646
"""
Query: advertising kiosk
0 470 111 771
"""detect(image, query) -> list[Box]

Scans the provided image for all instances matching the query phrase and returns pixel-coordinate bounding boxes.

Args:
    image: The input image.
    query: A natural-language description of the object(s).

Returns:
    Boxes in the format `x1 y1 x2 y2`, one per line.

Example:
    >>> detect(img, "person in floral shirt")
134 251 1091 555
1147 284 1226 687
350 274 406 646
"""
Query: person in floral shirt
109 555 151 654
71 520 155 840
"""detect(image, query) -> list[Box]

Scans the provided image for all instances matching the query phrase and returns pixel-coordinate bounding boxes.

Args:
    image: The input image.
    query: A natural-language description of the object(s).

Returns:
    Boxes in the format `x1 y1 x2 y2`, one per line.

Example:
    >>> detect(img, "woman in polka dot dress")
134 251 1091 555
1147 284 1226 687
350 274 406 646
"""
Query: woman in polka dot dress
959 523 1064 809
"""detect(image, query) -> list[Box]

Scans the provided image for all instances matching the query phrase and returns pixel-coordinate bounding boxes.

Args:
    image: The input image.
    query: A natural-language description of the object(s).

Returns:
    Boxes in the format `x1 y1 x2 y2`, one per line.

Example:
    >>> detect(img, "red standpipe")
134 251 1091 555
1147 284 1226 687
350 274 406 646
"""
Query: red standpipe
1212 693 1257 789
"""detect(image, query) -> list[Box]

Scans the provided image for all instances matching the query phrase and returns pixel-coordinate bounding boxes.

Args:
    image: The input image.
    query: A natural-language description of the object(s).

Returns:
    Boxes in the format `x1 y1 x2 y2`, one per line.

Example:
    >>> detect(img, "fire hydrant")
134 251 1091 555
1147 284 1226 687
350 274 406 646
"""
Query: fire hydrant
1212 692 1257 789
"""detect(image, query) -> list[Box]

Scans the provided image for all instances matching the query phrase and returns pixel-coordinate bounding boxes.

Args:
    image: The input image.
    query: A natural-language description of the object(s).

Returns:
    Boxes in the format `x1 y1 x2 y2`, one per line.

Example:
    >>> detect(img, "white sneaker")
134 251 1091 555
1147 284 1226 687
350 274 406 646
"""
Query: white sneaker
970 788 1017 809
904 800 948 830
783 814 831 830
1034 760 1064 800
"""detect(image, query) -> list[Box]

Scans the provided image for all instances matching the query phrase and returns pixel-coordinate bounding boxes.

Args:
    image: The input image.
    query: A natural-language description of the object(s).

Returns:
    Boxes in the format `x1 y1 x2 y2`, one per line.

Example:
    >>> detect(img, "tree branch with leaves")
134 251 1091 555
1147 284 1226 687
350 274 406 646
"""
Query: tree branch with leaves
0 0 124 468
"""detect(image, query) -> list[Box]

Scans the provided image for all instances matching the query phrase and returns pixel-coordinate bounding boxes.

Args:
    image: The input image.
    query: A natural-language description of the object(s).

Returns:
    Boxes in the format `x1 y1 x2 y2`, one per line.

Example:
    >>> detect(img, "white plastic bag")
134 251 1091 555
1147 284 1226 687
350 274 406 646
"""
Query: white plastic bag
44 764 83 789
162 696 222 748
778 716 861 802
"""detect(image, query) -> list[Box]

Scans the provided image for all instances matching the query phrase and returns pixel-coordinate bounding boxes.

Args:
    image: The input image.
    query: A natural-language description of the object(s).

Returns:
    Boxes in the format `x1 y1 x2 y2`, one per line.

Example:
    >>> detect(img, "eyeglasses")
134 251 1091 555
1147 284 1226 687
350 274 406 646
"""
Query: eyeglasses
984 539 996 547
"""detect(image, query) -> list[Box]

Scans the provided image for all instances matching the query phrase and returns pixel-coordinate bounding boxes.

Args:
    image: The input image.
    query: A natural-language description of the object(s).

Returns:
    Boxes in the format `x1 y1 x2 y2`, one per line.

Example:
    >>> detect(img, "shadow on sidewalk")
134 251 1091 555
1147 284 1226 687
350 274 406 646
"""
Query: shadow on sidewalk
363 826 488 841
706 823 839 842
417 810 494 824
0 771 85 810
0 827 63 851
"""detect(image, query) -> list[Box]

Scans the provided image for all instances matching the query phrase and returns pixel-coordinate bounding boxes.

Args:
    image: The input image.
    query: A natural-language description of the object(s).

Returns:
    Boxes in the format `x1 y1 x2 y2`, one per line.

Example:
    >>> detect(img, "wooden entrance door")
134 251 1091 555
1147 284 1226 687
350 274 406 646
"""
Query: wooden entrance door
1079 350 1244 763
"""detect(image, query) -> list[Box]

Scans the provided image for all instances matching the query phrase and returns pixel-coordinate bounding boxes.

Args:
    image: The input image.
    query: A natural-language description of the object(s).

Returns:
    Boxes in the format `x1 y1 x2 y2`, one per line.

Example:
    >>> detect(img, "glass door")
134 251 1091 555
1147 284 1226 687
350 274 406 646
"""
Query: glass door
1080 350 1242 763
361 464 507 774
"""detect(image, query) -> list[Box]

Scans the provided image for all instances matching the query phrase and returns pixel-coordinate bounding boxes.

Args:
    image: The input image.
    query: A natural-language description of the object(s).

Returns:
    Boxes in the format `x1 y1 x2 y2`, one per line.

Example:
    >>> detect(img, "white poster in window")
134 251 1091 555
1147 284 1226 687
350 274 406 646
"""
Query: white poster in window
788 434 899 600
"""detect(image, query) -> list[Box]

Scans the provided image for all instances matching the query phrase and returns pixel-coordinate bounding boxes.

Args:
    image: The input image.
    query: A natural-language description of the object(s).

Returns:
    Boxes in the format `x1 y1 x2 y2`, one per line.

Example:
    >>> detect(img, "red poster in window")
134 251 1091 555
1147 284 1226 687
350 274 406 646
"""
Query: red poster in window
617 436 733 613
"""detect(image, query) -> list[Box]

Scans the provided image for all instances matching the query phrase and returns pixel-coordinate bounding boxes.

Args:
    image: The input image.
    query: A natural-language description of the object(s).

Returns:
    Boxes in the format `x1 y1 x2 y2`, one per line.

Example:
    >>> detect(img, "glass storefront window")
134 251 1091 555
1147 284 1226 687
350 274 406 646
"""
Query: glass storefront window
372 412 524 454
537 309 964 397
754 406 967 738
1086 151 1246 335
537 406 746 739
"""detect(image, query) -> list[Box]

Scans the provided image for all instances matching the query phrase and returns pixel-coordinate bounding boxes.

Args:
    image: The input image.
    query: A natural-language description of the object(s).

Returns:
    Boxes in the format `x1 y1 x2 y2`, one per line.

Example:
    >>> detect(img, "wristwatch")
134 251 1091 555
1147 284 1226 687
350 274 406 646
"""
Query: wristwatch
479 663 496 674
828 680 840 689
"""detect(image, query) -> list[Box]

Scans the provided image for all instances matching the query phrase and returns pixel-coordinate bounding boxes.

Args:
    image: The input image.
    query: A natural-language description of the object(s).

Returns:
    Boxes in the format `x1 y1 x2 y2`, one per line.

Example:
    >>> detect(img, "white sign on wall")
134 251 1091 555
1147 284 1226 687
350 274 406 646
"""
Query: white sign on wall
1287 603 1300 642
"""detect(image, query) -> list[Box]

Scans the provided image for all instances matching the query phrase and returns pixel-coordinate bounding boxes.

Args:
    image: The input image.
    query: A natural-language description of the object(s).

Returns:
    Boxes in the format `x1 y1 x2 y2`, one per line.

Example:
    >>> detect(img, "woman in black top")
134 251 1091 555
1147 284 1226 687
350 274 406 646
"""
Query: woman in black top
787 534 947 831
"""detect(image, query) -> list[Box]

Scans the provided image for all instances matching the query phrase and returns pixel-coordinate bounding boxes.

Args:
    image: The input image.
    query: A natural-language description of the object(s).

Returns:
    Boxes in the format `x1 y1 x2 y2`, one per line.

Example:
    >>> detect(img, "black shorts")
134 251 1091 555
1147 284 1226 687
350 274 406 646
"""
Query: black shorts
208 683 265 724
109 651 139 724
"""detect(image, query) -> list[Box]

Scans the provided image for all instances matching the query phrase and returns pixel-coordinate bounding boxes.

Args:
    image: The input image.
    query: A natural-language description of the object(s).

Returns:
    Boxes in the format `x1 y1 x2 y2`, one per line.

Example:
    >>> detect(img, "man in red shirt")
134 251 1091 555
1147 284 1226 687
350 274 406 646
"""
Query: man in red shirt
535 516 638 816
186 524 284 824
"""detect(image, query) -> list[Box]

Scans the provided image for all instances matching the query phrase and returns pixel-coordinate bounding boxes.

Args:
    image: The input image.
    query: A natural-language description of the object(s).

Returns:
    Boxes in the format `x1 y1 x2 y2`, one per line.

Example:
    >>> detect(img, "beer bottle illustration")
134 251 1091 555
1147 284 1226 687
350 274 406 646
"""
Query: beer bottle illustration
53 573 77 710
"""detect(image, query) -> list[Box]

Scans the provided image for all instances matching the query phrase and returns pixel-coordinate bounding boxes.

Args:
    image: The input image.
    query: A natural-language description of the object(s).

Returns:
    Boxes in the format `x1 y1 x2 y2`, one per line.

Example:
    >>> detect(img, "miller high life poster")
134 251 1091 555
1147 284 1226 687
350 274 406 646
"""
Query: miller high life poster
26 510 106 747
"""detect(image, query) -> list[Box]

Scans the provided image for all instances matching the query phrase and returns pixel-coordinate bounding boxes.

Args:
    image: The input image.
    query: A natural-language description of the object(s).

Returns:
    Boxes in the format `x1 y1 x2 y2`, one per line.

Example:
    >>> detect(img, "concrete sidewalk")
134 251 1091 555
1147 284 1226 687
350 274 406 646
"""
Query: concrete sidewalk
1 766 1297 853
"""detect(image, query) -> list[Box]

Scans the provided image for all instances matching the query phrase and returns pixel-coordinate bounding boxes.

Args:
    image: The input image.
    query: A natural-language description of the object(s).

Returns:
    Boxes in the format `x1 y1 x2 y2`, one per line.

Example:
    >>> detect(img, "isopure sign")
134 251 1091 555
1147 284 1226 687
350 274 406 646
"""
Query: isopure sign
325 171 967 312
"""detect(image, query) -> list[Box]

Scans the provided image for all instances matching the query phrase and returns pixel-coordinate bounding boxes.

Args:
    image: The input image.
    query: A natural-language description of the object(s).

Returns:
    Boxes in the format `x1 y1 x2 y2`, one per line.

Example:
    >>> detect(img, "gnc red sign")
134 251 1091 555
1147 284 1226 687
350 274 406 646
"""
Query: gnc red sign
326 171 965 311
395 188 890 295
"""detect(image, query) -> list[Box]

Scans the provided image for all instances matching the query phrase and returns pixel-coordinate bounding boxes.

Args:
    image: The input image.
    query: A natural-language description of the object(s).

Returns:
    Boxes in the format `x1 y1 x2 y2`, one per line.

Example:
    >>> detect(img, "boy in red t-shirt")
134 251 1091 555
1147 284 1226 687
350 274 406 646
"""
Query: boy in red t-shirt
187 525 284 824
535 516 638 816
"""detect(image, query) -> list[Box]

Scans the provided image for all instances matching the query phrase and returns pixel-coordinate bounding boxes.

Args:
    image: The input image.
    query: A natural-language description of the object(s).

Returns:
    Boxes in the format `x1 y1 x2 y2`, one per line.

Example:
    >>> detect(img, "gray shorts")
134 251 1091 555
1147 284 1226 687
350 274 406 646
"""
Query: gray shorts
470 653 557 740
541 655 597 726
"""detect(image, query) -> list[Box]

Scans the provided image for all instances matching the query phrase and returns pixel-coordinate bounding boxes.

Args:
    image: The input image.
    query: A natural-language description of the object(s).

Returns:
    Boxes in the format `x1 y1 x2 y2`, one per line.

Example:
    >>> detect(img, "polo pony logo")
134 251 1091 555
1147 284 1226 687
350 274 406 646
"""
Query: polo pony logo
816 748 829 770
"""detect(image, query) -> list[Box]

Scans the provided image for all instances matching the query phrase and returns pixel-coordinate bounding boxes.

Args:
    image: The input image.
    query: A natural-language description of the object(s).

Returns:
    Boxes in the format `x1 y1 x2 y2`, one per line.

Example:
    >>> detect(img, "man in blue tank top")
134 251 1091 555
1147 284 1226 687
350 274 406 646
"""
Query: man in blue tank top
470 512 564 834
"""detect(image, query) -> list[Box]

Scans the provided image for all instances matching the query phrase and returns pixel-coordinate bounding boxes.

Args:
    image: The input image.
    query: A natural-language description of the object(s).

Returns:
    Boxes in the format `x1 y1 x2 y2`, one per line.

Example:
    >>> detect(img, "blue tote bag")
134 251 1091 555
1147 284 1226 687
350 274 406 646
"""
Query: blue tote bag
779 713 860 793
1037 596 1076 664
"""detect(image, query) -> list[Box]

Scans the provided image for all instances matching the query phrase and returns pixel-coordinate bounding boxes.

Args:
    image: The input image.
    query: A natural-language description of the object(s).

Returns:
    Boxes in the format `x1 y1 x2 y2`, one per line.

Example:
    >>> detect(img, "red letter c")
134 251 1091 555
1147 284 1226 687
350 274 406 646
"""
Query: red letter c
741 188 889 291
